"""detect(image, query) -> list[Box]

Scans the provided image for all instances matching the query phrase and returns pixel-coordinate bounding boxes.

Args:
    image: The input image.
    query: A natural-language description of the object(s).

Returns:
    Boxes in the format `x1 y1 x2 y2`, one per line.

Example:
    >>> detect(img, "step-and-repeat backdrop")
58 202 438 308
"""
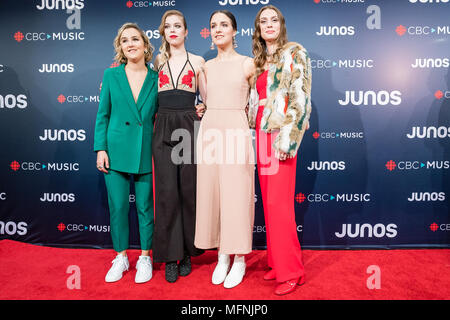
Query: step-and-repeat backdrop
1 0 449 250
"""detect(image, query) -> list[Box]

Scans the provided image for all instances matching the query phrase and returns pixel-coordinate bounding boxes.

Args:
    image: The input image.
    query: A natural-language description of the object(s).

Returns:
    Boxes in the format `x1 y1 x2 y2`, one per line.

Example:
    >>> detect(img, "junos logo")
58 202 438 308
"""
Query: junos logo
0 94 28 109
407 126 450 139
338 90 402 106
39 63 74 73
408 192 445 202
0 221 28 236
145 29 160 39
335 223 397 238
39 129 86 142
411 58 449 68
219 0 269 5
409 0 449 3
307 161 346 171
316 26 355 36
36 0 85 10
40 193 76 202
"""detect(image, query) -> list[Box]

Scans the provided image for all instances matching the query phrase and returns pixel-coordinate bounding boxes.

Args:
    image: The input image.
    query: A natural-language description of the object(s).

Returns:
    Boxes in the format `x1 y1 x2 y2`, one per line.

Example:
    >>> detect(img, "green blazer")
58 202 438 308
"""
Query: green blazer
93 64 158 174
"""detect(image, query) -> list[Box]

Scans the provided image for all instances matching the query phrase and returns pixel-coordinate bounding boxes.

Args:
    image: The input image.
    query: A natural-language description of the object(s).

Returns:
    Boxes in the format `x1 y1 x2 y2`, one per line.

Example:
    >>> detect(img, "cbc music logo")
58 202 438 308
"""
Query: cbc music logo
39 63 74 73
313 0 366 4
0 221 28 236
434 90 450 100
200 27 254 39
312 131 364 140
126 0 176 8
307 161 346 171
57 223 110 233
40 193 76 202
411 58 449 69
57 94 99 104
39 129 86 142
395 25 450 36
13 31 85 42
295 192 371 203
385 160 450 171
9 161 80 172
338 90 402 106
316 26 355 36
429 222 450 232
335 223 397 239
36 0 85 10
408 192 445 202
407 126 450 139
253 224 303 233
0 94 28 109
218 0 269 5
311 59 374 69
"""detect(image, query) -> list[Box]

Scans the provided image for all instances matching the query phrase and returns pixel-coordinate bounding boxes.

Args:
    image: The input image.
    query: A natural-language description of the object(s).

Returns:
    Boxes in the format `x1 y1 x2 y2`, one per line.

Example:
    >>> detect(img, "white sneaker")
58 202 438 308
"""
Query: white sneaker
135 255 153 284
224 256 246 289
105 254 129 283
212 254 230 285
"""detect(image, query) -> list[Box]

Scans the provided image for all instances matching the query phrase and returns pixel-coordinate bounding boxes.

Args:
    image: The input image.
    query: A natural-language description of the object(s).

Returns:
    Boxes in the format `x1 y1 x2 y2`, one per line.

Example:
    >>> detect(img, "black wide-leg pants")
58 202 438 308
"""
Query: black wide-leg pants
152 105 204 263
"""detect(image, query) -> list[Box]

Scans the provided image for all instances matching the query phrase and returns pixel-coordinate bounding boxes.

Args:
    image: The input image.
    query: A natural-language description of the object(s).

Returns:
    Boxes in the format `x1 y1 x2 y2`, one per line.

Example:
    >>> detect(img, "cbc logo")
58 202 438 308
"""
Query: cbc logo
13 162 80 171
127 1 176 7
398 25 450 36
0 221 28 236
311 59 374 69
254 225 302 233
0 94 28 109
313 131 364 139
298 193 371 203
0 193 6 200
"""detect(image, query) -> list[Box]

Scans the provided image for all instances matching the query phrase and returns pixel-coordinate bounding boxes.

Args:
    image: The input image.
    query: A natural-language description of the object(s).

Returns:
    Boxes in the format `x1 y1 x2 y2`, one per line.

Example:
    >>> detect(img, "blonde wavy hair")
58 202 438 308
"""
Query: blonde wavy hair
252 5 288 80
114 22 154 64
157 10 187 68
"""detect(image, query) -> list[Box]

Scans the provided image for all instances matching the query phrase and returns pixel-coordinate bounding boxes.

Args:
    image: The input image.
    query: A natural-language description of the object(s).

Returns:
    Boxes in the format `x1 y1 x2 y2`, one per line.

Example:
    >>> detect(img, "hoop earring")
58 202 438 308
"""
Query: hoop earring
233 36 238 49
210 41 215 50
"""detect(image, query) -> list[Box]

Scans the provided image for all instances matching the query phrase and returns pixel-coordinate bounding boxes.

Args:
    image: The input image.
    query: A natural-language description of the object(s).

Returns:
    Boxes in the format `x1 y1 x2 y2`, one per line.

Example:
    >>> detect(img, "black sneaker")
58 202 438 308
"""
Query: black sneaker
179 256 191 277
165 262 178 283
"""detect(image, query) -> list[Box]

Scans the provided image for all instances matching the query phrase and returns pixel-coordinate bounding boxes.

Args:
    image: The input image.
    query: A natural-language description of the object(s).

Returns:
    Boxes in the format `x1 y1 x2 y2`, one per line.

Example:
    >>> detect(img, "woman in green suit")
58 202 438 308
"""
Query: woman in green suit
94 23 158 284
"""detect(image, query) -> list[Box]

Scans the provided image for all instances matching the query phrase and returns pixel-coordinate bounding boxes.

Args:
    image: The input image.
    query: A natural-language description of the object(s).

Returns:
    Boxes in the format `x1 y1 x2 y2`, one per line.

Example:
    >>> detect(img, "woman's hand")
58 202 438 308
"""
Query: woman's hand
96 150 109 173
274 150 289 161
196 103 206 118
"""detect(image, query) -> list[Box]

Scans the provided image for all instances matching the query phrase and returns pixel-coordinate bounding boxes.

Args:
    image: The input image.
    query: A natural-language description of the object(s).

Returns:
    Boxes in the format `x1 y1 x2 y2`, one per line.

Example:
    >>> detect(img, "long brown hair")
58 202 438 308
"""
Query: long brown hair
158 10 187 67
252 5 288 79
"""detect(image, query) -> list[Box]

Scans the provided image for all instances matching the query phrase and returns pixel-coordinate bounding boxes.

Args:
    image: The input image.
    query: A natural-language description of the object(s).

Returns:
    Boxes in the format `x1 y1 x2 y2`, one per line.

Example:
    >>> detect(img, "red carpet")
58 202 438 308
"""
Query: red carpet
0 240 449 300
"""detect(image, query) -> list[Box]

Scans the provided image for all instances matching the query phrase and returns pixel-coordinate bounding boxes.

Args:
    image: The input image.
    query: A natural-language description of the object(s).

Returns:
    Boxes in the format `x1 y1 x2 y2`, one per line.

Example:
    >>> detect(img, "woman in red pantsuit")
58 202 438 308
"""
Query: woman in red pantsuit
249 5 312 295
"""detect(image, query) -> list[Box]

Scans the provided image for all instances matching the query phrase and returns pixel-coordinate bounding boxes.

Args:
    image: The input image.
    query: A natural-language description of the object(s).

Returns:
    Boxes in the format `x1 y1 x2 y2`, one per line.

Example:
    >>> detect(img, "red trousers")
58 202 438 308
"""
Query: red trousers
256 107 305 283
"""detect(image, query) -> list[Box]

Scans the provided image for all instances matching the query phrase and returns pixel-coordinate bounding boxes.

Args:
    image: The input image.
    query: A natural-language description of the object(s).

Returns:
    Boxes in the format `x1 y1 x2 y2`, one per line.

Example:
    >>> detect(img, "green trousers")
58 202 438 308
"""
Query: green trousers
104 169 154 252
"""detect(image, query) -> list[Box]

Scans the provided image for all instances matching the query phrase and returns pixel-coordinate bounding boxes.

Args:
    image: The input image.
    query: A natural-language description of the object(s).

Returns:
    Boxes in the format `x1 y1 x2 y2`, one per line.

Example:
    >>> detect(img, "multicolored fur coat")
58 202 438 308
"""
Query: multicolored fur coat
248 41 312 157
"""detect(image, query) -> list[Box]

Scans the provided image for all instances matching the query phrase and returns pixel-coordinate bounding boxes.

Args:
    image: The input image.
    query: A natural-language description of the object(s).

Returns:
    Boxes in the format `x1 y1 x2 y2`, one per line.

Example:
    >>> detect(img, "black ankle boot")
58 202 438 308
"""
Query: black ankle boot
165 262 178 283
179 256 191 277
